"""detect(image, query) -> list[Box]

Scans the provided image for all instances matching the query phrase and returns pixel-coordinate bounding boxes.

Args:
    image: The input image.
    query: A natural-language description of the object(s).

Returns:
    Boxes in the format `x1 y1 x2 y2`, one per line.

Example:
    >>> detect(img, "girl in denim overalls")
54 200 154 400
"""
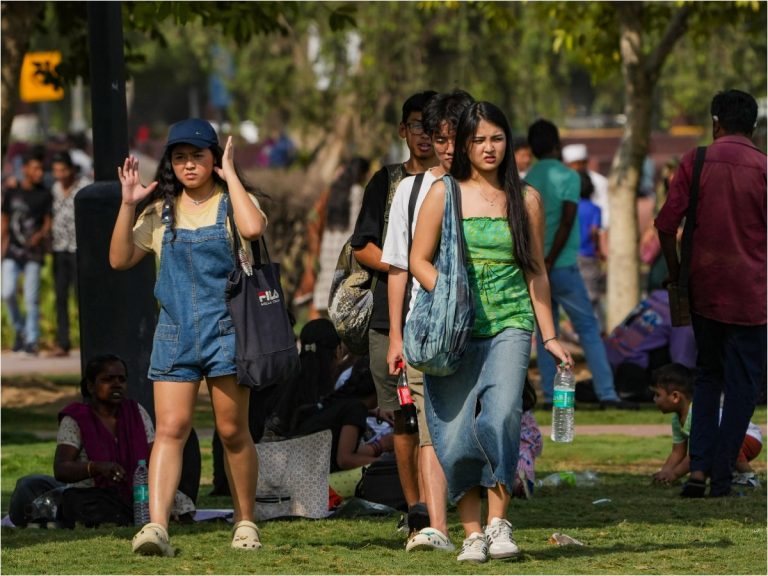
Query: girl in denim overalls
410 102 572 563
110 119 267 556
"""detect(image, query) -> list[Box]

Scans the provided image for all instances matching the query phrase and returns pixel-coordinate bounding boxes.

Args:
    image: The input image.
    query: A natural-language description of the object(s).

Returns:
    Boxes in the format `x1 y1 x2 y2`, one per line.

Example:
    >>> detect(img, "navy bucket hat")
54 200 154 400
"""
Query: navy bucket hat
165 118 219 150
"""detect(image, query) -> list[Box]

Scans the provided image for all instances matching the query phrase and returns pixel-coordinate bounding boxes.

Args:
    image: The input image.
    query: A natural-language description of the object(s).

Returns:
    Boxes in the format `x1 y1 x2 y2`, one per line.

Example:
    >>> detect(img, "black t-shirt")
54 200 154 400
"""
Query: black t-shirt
349 165 410 331
291 398 369 473
1 184 53 263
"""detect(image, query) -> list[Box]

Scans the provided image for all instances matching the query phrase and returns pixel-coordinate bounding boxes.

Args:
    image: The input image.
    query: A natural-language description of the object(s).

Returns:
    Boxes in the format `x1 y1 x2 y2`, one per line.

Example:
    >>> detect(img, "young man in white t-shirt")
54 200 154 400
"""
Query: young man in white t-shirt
382 90 475 552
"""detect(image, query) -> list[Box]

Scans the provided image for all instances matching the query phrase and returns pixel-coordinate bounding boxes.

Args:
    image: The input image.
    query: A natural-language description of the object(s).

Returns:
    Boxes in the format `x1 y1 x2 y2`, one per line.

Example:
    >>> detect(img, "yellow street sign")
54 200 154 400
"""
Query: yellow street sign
20 51 65 102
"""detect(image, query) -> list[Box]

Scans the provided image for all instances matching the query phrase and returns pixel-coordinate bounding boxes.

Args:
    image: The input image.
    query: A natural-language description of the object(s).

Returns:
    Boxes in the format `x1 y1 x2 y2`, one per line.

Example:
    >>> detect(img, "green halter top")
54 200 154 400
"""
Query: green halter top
462 217 534 337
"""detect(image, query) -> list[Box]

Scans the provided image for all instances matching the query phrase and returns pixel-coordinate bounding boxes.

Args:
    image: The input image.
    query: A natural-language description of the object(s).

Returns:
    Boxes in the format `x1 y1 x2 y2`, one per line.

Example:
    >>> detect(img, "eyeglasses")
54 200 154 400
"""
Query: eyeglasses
405 122 425 135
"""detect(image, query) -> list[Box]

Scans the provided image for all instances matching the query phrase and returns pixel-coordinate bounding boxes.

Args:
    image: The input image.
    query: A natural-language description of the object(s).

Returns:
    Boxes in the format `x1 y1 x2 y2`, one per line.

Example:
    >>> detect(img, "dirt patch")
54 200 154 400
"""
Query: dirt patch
1 377 80 409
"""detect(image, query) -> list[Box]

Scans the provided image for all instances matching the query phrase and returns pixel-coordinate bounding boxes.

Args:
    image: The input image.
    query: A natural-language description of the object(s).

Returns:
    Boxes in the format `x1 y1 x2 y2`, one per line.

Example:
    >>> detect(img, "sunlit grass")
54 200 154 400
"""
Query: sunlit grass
2 414 765 574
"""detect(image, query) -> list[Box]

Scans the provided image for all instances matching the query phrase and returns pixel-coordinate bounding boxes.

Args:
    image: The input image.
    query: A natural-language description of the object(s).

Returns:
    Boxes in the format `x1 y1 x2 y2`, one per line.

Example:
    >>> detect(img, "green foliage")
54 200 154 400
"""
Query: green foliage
21 1 766 145
656 12 767 128
26 1 355 89
514 1 767 127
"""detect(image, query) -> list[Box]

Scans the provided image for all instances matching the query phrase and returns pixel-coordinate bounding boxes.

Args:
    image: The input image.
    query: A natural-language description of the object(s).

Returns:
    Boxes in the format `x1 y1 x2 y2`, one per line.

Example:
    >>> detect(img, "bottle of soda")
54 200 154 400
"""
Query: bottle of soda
132 459 150 526
396 361 419 434
551 364 575 442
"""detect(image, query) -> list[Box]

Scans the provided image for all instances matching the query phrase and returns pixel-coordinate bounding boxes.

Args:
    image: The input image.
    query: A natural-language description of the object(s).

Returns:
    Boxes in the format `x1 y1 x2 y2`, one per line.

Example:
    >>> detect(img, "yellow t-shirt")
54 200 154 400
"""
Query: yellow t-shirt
132 188 267 264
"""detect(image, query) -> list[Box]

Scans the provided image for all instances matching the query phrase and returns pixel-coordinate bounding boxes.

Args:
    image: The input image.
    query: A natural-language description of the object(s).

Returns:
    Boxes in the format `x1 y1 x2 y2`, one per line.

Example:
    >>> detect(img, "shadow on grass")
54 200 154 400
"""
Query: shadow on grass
522 537 735 561
0 519 233 550
1 432 45 445
507 471 766 530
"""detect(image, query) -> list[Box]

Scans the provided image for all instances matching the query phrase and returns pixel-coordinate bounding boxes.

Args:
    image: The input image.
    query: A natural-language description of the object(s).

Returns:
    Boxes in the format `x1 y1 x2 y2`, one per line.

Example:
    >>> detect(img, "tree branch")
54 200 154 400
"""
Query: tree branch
645 3 695 80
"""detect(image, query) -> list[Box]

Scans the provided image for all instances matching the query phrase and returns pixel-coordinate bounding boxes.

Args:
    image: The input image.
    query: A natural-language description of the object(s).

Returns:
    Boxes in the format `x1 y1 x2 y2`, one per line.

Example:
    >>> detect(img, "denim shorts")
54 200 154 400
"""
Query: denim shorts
148 317 237 382
424 327 531 503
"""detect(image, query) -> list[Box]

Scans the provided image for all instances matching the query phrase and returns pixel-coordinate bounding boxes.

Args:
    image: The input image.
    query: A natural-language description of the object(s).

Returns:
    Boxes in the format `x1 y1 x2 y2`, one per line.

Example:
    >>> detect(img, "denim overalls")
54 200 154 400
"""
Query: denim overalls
148 194 237 382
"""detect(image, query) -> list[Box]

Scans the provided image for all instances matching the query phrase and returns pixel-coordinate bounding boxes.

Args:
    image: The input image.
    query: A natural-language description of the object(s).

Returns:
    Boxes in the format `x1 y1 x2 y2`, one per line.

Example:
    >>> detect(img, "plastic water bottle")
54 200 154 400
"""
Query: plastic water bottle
551 365 575 442
537 470 599 488
396 361 419 434
132 459 150 526
539 471 576 487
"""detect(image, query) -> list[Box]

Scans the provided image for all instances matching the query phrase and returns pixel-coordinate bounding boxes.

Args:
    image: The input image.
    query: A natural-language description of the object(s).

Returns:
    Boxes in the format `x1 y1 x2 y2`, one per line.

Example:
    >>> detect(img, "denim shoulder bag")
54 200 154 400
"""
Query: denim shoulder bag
403 174 474 376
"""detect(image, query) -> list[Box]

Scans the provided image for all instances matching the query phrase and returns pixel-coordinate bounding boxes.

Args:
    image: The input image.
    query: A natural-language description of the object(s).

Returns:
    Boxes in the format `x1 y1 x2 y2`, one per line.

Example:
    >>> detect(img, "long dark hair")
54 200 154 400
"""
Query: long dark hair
134 143 264 239
451 101 536 274
289 355 375 433
326 157 370 230
266 319 341 436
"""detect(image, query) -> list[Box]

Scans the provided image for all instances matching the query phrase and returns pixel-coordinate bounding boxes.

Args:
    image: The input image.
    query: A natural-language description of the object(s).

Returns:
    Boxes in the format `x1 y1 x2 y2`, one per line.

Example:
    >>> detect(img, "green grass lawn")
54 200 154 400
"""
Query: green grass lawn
2 433 766 573
1 379 766 574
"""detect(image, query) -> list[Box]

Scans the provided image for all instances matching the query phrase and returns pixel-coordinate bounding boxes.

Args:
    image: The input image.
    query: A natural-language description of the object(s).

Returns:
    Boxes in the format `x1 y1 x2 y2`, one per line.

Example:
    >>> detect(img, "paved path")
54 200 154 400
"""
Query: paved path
2 349 82 377
2 349 764 439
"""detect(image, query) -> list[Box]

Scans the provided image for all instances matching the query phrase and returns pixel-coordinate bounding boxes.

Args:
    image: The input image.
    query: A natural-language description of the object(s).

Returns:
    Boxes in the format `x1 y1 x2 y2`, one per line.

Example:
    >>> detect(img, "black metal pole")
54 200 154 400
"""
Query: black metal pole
87 1 128 181
76 1 156 415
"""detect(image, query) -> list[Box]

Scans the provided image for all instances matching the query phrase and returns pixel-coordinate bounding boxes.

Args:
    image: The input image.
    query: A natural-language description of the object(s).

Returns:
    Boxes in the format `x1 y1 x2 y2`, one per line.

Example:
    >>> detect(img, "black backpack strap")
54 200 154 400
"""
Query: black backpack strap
406 173 425 255
403 173 425 317
370 163 407 294
678 146 707 292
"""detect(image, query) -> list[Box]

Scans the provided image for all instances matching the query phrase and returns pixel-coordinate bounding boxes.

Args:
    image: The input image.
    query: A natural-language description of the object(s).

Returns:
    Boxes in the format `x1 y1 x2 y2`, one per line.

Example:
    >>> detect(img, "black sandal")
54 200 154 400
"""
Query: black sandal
680 478 707 498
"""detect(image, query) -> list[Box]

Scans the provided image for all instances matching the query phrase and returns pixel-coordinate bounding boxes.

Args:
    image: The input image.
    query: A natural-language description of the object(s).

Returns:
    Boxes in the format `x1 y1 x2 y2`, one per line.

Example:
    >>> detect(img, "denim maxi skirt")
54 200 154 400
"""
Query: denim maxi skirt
423 327 531 503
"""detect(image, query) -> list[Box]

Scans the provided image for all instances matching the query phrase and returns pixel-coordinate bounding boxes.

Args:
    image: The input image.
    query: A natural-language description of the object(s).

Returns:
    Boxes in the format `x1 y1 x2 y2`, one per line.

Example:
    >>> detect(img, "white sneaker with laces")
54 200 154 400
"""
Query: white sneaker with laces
406 527 455 552
484 517 520 559
456 532 488 563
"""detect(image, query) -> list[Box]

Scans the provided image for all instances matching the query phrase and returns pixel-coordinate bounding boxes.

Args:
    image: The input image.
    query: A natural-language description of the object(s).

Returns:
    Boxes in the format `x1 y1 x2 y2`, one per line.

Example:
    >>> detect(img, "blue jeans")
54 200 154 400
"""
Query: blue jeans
2 258 42 346
536 264 619 402
424 328 530 503
690 314 766 496
8 474 64 526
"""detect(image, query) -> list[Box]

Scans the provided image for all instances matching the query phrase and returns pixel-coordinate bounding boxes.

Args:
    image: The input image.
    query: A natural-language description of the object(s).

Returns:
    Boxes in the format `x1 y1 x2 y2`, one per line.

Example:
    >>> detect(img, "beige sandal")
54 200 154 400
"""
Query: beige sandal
231 520 262 550
132 522 175 557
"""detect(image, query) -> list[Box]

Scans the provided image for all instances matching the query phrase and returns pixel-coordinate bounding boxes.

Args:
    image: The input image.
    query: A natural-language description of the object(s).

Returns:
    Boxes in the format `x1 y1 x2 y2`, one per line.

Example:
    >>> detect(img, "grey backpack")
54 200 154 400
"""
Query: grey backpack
328 164 406 355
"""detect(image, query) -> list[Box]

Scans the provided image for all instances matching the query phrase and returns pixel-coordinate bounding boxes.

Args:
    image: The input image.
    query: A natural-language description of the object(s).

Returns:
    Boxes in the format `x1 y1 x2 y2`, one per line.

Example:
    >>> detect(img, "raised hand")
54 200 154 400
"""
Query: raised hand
214 136 235 183
117 156 157 205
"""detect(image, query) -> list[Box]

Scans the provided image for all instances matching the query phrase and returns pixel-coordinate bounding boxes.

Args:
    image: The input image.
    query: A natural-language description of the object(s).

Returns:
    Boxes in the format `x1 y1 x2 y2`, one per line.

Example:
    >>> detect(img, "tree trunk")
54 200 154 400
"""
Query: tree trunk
1 1 45 160
276 92 357 304
606 2 694 330
606 3 650 330
298 91 356 200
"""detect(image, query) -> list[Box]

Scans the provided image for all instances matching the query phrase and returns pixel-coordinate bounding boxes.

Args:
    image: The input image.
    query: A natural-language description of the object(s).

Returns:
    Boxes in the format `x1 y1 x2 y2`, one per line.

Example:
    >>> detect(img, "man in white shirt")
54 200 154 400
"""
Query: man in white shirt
562 143 610 259
382 90 475 552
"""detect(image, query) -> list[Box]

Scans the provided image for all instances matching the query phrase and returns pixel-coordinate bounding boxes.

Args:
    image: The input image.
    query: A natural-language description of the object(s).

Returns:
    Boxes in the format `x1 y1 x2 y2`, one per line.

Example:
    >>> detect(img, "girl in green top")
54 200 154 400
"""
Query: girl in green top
410 101 572 563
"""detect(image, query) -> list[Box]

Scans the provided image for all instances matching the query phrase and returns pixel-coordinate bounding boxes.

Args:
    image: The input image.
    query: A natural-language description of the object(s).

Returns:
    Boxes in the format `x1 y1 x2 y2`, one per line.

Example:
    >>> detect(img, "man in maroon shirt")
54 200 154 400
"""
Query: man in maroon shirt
655 89 766 498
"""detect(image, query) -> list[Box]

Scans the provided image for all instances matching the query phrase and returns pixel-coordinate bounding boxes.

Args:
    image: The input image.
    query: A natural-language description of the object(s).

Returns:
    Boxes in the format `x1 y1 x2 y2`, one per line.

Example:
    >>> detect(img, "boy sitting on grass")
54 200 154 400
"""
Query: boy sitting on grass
650 363 762 489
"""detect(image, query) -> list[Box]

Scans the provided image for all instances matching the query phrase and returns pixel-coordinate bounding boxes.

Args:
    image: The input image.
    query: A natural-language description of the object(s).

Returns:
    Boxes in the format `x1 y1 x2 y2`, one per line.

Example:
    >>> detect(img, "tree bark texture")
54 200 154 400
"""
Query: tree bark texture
606 2 693 330
1 1 44 160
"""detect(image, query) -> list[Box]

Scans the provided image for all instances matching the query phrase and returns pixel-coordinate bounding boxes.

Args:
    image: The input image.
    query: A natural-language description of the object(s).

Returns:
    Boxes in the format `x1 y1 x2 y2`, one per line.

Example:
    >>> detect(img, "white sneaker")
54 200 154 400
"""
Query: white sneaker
732 472 761 489
456 532 488 562
484 517 520 559
406 527 455 552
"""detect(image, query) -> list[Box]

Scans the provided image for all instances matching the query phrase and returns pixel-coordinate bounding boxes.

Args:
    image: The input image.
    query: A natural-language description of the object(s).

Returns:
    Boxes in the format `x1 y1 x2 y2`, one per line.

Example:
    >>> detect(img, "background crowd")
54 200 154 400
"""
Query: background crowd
1 88 764 563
